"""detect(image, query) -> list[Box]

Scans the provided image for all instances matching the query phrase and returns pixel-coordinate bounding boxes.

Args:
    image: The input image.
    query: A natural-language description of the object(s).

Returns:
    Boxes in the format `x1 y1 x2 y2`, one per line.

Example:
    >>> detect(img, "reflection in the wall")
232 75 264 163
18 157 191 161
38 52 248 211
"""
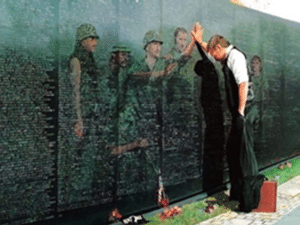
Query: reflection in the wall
1 0 300 224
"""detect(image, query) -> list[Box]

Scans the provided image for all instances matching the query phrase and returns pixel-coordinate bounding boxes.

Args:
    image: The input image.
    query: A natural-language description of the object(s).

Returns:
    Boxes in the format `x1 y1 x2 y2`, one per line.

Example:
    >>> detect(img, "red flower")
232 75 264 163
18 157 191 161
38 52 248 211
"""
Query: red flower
159 198 169 207
109 208 122 221
160 206 183 221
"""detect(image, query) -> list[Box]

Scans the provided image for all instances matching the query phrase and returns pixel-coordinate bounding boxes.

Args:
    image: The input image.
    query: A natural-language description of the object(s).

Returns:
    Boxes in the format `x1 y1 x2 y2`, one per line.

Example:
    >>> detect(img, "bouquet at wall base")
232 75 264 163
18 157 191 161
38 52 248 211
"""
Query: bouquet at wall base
158 197 169 208
203 204 218 214
160 206 183 221
108 208 122 222
157 172 182 220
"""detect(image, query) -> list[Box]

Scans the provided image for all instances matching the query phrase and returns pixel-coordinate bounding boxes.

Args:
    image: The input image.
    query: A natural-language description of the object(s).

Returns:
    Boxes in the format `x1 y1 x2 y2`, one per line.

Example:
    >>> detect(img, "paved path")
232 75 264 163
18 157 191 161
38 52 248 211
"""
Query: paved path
197 176 300 225
273 205 300 225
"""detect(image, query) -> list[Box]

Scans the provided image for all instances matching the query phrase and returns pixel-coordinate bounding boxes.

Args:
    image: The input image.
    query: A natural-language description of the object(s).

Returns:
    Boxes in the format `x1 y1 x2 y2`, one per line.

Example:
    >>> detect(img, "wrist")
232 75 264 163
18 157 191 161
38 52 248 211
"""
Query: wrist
238 111 244 117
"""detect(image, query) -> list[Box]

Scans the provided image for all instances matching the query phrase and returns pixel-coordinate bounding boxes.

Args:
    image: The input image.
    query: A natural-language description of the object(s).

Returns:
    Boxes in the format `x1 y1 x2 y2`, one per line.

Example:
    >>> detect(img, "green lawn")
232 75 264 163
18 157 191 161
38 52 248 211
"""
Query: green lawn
145 157 300 225
262 158 300 185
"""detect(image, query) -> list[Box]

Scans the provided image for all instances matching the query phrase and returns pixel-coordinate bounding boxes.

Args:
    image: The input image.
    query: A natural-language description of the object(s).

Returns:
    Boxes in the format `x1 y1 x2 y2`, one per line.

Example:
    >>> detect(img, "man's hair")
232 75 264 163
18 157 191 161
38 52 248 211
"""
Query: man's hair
207 35 230 52
174 27 188 38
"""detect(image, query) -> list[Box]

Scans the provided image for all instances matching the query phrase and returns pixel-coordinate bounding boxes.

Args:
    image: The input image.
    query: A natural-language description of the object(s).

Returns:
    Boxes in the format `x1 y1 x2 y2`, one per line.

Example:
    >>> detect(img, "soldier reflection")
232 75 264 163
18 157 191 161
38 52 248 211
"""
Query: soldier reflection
108 44 132 86
108 43 149 156
129 30 176 79
69 23 99 139
164 27 195 103
250 55 262 78
68 23 102 202
165 27 194 62
247 55 265 125
115 30 176 155
113 30 175 196
160 27 199 185
247 55 267 147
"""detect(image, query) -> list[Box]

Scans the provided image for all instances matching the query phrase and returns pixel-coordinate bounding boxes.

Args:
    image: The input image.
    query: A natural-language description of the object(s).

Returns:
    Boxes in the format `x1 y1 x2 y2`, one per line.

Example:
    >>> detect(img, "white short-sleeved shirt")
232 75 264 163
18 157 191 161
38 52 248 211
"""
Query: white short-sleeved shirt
226 45 248 85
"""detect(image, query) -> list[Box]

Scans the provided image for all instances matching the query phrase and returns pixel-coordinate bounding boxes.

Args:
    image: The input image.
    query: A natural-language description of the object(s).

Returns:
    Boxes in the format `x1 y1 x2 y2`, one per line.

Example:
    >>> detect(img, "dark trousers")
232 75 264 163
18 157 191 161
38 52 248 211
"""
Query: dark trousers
226 114 244 198
227 107 259 199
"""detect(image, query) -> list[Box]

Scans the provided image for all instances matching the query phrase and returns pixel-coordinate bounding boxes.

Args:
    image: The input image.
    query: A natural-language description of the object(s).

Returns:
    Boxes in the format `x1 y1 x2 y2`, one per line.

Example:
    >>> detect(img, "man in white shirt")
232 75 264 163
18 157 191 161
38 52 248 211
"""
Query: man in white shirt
200 35 249 116
192 23 258 202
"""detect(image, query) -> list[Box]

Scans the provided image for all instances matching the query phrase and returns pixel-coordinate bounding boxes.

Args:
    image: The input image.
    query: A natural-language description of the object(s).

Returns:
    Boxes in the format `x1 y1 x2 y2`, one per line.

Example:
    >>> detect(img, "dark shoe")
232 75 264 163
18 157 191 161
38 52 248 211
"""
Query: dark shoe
228 189 240 201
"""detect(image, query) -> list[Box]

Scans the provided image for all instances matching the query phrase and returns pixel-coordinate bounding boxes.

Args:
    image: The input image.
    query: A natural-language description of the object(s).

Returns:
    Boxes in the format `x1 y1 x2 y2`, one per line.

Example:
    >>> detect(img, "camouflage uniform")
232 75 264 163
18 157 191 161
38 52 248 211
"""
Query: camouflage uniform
60 24 114 207
247 71 268 132
104 43 133 147
123 31 166 143
117 31 165 196
167 47 192 71
164 47 193 103
108 43 132 91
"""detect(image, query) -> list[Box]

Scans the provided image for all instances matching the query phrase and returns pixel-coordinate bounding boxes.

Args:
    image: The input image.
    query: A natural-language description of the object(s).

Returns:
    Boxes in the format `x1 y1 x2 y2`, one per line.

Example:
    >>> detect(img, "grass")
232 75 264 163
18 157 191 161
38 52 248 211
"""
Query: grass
145 157 300 225
262 157 300 185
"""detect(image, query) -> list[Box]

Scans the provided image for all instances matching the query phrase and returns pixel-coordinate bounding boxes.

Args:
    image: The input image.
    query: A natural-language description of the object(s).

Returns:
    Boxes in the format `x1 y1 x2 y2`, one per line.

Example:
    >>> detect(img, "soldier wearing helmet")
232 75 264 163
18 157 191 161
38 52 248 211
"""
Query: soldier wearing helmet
103 44 148 157
109 43 132 76
110 30 167 156
69 23 100 139
67 24 110 201
143 30 163 49
75 23 99 53
107 43 133 104
128 30 176 79
111 30 176 156
142 30 164 72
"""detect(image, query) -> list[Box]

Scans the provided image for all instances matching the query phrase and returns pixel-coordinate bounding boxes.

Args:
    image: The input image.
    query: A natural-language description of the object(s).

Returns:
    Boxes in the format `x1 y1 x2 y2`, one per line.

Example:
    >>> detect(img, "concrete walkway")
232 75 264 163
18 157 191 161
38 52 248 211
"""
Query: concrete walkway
273 205 300 225
197 176 300 225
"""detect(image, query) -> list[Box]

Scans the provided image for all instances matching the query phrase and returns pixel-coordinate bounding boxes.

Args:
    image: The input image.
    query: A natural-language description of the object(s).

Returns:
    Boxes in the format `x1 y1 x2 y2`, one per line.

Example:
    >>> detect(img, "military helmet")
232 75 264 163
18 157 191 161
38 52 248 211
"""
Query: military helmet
111 43 131 53
76 23 99 43
143 30 163 49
